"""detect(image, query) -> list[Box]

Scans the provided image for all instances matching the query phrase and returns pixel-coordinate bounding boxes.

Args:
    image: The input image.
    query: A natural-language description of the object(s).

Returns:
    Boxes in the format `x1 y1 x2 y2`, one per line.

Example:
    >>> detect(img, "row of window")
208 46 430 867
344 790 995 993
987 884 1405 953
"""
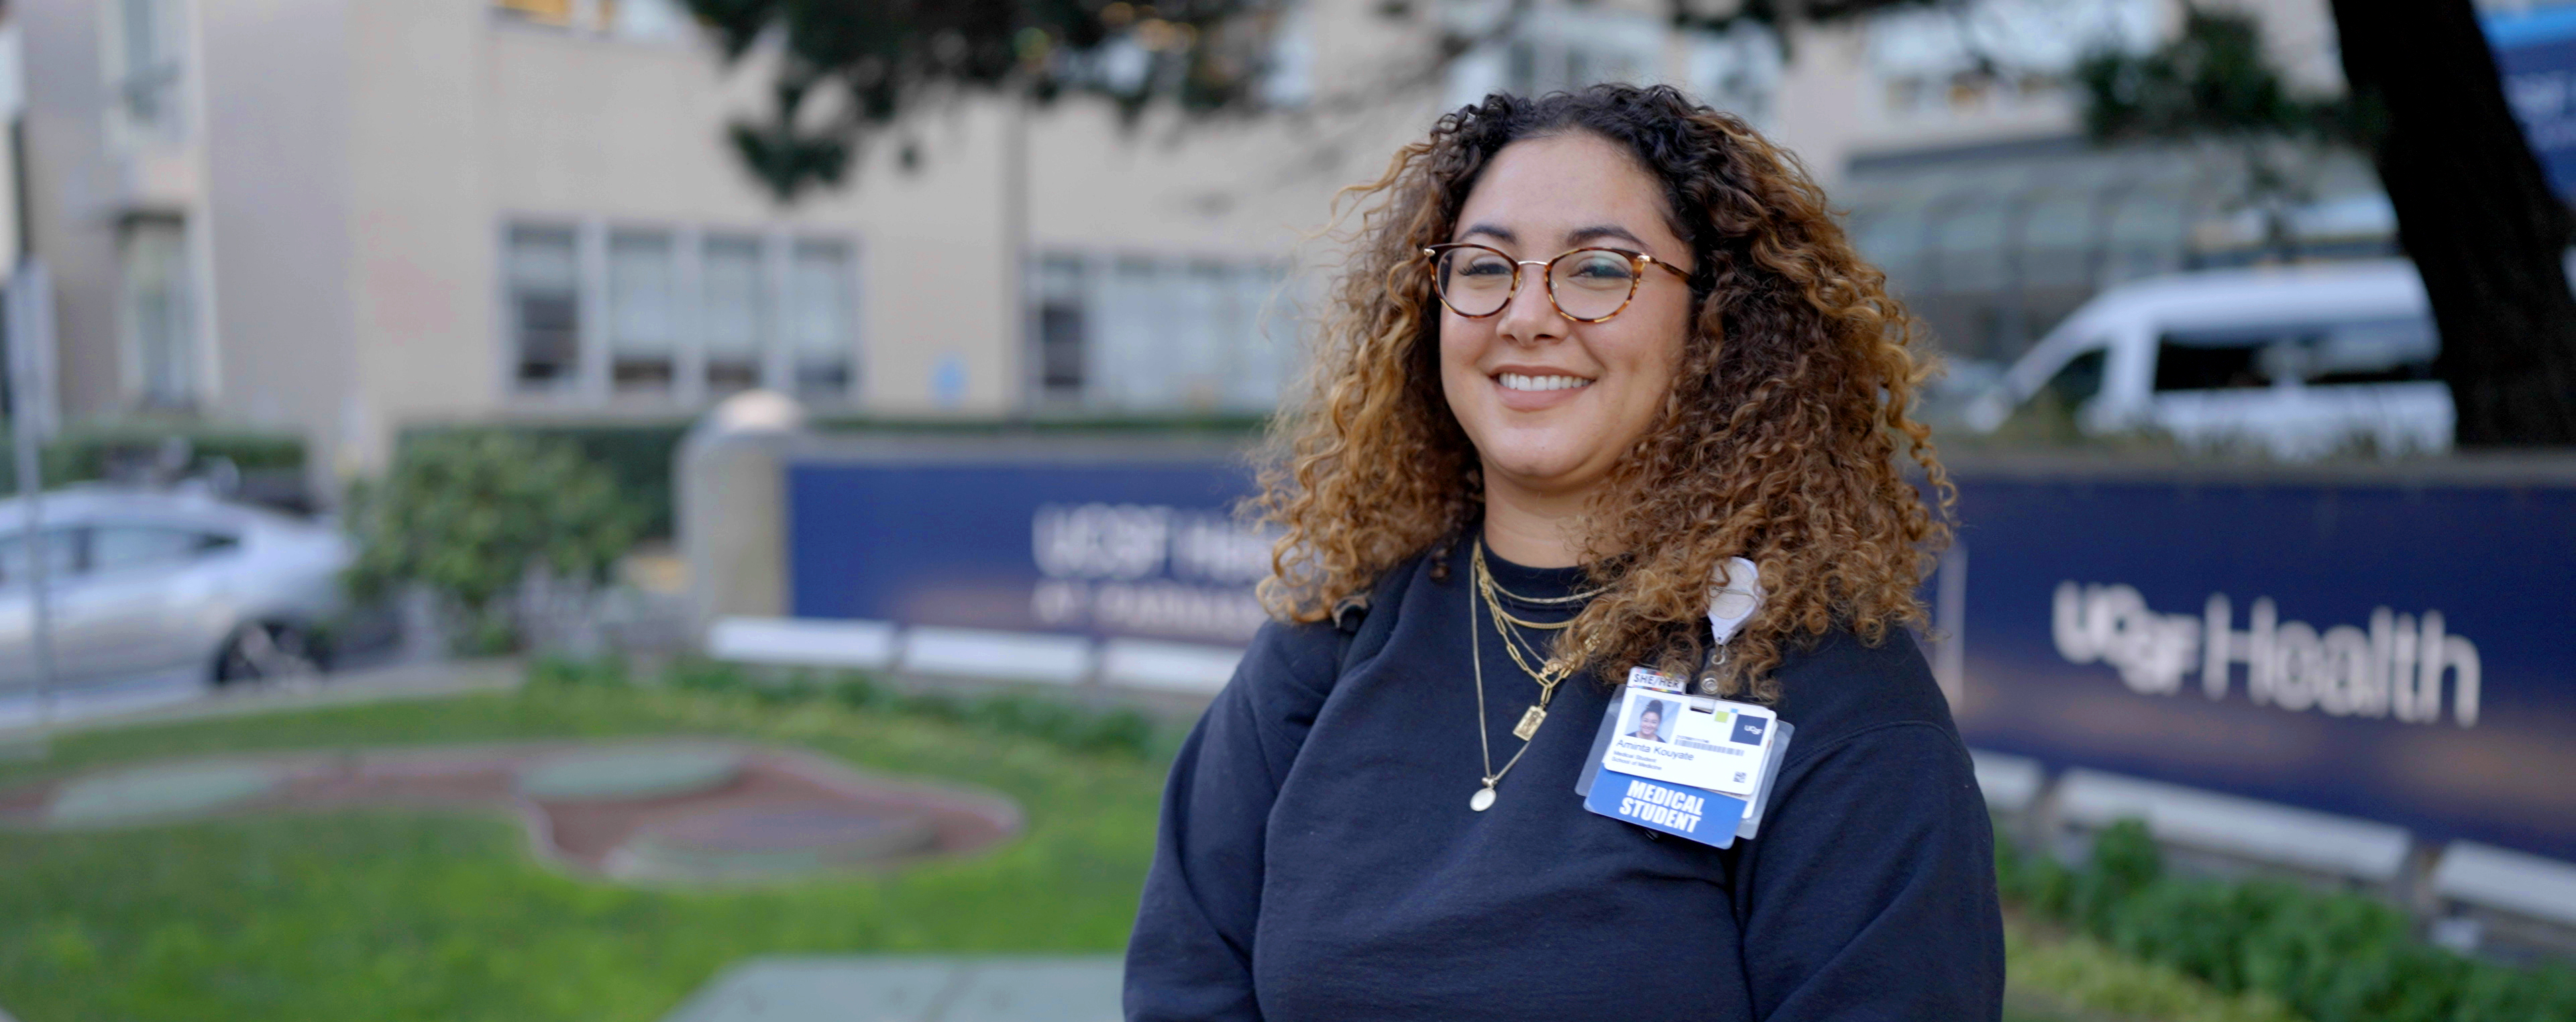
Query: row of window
1030 252 1298 413
505 225 861 403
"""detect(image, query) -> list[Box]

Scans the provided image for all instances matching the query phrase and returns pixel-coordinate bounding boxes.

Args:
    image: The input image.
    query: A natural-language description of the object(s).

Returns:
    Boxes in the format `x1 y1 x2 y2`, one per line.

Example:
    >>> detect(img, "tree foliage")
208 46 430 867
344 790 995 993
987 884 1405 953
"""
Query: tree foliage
2075 7 2350 146
343 432 642 650
681 0 1289 202
2074 7 2358 260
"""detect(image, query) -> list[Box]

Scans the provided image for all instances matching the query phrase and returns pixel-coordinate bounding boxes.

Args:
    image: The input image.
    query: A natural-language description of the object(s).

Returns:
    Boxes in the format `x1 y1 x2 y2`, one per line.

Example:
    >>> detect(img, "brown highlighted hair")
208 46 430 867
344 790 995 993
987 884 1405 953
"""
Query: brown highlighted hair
1254 84 1952 699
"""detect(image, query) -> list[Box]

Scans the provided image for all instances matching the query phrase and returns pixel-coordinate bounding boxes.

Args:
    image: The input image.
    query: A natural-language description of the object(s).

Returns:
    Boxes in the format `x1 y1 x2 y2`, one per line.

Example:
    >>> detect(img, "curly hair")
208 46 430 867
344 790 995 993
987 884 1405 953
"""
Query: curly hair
1252 84 1953 700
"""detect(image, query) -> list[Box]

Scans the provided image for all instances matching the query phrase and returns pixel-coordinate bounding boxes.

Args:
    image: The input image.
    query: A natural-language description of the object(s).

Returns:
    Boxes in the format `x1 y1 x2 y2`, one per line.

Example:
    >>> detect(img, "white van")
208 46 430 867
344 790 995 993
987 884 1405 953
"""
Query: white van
1964 260 2451 459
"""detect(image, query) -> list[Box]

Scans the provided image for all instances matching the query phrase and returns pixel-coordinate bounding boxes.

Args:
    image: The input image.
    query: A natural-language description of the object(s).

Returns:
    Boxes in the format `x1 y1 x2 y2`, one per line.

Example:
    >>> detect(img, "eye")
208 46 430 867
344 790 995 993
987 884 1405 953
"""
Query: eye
1455 252 1512 277
1562 252 1638 283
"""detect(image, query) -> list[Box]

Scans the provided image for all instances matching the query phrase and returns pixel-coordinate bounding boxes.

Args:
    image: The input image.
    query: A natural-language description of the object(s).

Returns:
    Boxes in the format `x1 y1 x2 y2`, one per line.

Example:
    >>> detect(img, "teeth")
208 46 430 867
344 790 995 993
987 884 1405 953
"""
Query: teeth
1497 373 1593 392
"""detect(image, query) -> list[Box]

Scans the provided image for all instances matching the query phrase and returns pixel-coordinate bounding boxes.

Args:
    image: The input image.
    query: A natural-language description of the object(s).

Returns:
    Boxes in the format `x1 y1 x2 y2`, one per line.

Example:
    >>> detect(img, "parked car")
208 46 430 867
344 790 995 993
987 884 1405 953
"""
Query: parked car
1963 260 2451 459
0 486 351 693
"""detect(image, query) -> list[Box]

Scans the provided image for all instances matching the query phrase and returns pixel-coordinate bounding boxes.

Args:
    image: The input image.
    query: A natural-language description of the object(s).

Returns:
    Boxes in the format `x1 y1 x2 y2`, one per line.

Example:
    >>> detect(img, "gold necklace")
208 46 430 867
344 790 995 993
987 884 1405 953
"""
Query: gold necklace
1472 543 1580 682
1481 567 1607 607
1464 539 1587 812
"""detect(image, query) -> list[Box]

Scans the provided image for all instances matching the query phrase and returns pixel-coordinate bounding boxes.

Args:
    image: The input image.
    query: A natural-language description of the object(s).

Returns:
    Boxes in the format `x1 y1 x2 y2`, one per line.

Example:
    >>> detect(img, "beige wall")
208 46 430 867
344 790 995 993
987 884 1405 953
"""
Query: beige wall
199 0 355 477
17 0 129 425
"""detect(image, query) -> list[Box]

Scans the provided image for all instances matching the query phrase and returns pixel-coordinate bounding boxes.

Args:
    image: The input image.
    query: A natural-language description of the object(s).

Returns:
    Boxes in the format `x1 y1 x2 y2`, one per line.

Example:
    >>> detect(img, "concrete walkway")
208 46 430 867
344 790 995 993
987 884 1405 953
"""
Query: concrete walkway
661 956 1122 1022
0 658 522 746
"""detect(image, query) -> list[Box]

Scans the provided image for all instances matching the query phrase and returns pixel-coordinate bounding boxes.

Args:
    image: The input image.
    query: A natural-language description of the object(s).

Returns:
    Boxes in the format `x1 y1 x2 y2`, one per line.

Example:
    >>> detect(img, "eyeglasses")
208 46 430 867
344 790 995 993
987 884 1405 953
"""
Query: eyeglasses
1419 243 1691 323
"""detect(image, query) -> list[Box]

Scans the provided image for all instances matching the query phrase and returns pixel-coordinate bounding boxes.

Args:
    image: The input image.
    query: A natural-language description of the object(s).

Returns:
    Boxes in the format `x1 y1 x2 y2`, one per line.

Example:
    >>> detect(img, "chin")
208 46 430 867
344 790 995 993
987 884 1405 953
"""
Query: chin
1479 441 1594 489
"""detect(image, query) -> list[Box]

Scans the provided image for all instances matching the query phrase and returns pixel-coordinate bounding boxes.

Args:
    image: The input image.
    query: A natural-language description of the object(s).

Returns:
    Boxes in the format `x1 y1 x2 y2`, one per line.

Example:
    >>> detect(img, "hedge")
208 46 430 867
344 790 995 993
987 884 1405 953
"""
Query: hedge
400 413 1268 542
2003 820 2576 1021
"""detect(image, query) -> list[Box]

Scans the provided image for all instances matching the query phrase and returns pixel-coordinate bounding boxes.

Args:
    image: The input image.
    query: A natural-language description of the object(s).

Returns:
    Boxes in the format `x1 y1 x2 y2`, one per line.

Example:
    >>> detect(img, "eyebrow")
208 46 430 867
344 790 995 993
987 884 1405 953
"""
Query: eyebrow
1566 223 1648 248
1456 221 1652 251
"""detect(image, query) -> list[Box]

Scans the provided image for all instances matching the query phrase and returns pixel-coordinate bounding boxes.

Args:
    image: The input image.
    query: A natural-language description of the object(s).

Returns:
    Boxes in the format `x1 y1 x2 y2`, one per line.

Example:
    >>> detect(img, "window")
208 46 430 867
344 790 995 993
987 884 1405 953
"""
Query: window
494 0 691 40
89 526 223 573
493 0 574 27
1866 0 2155 123
1445 8 1662 107
0 529 81 586
607 0 692 42
1032 251 1291 411
122 217 196 409
2154 337 2269 393
608 231 677 392
1688 23 1782 125
2045 348 2108 407
2311 318 2439 385
113 0 185 140
2155 318 2438 393
508 226 581 391
504 224 863 405
1034 256 1089 401
787 240 855 399
702 234 765 394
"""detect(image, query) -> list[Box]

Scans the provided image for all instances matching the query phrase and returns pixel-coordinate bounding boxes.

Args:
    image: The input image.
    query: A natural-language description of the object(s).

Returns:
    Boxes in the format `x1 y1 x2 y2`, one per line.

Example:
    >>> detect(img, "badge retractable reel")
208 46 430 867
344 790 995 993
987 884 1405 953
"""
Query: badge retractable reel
1574 558 1795 848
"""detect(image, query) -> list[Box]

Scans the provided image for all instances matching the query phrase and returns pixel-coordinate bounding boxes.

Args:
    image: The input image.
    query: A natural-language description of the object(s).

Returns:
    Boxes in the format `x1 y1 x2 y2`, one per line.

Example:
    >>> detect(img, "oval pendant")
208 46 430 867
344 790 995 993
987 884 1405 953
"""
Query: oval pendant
1469 786 1497 812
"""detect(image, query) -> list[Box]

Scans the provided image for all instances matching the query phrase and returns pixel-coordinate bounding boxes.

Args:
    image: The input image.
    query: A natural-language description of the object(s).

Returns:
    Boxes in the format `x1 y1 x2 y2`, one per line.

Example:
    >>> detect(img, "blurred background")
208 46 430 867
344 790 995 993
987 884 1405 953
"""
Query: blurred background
0 0 2571 1019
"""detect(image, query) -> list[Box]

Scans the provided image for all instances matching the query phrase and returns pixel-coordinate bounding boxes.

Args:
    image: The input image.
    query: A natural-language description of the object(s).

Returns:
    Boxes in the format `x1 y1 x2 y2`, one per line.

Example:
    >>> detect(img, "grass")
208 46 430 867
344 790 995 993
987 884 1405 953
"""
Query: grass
0 678 1168 1022
0 664 2363 1022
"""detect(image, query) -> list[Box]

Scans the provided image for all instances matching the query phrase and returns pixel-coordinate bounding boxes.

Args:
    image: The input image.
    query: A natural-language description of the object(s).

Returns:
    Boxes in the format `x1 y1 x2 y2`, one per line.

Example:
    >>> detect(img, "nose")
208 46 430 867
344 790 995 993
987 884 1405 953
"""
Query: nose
1494 260 1566 346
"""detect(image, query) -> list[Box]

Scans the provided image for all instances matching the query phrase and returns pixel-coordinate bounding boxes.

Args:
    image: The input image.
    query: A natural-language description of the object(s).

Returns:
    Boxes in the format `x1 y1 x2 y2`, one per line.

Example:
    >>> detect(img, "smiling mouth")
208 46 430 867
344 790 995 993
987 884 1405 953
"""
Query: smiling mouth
1495 372 1595 393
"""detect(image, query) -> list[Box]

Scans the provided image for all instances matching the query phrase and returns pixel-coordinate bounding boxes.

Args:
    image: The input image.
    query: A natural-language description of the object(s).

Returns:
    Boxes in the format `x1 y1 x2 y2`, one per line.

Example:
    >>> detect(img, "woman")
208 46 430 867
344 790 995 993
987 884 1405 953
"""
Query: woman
1126 85 2000 1020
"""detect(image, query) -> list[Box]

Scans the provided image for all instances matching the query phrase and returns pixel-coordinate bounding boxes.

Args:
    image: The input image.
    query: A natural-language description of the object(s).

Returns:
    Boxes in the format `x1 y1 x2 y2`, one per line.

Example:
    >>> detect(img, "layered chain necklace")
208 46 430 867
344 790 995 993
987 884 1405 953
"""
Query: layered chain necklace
1465 539 1606 812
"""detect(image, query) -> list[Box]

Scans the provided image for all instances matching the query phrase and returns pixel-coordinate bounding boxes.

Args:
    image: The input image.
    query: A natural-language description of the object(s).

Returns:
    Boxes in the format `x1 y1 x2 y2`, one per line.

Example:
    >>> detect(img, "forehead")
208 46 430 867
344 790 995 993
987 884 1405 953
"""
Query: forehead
1452 132 1681 252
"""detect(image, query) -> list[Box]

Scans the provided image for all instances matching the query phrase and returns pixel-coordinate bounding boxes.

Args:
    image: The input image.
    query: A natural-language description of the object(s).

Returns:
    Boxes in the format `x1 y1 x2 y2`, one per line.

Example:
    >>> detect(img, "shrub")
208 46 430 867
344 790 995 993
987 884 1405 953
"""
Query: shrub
2002 819 2576 1022
343 433 643 652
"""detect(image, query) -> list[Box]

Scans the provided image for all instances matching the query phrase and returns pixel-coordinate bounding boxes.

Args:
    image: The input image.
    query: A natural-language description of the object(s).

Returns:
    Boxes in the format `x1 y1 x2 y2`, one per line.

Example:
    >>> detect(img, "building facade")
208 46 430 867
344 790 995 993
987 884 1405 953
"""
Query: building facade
7 0 2398 484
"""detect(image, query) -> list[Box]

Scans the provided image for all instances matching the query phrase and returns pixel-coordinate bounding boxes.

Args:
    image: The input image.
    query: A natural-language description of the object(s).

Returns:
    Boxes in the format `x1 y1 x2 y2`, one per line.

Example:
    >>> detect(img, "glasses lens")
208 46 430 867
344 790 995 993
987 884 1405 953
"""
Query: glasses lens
1436 247 1514 316
1550 250 1640 320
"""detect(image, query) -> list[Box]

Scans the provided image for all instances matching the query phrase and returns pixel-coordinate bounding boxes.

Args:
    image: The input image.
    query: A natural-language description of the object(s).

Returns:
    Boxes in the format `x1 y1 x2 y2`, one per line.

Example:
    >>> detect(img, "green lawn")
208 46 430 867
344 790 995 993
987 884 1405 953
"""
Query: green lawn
0 672 2304 1022
0 681 1168 1022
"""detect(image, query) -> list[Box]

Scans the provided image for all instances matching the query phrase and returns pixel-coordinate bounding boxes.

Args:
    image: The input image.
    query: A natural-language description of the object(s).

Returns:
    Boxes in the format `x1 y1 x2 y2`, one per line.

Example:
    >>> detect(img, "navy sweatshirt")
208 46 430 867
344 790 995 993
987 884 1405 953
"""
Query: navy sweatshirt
1124 549 2004 1021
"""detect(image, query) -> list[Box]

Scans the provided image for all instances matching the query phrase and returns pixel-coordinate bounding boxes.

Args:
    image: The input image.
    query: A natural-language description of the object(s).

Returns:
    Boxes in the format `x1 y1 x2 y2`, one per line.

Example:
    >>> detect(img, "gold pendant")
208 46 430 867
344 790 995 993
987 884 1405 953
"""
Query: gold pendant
1511 705 1546 741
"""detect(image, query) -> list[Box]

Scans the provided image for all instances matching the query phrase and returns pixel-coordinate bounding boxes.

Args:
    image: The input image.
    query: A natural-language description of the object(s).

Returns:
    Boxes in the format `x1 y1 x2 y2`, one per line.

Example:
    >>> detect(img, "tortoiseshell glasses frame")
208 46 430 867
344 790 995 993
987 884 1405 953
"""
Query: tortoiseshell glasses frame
1419 242 1693 323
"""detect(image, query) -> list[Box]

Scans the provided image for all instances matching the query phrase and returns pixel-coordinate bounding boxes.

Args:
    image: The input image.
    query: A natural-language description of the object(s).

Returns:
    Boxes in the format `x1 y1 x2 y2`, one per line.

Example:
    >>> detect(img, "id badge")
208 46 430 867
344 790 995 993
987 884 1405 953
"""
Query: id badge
1599 680 1777 798
1578 668 1788 848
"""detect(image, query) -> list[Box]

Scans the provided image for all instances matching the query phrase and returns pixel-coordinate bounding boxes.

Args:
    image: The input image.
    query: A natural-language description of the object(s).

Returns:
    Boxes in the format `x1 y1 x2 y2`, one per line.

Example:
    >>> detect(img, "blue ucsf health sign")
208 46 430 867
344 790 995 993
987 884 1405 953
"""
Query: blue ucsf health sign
788 457 1274 645
2491 7 2576 200
786 456 2576 862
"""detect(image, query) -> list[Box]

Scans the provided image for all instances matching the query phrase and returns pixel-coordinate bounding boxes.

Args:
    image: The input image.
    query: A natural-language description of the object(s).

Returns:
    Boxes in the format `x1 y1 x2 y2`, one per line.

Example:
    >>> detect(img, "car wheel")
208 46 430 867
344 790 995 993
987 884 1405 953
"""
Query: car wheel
215 622 327 686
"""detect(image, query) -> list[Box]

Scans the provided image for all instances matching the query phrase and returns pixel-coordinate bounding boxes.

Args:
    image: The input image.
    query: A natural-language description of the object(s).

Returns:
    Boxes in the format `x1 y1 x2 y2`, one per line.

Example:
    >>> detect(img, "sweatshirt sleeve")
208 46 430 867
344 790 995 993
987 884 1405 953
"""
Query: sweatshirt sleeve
1124 621 1341 1022
1730 721 2005 1021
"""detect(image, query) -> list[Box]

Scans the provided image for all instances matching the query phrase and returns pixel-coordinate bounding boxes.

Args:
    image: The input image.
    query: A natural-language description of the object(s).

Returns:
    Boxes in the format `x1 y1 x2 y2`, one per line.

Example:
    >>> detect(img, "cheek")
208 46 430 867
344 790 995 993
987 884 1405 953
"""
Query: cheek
1438 315 1499 390
1609 313 1690 395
